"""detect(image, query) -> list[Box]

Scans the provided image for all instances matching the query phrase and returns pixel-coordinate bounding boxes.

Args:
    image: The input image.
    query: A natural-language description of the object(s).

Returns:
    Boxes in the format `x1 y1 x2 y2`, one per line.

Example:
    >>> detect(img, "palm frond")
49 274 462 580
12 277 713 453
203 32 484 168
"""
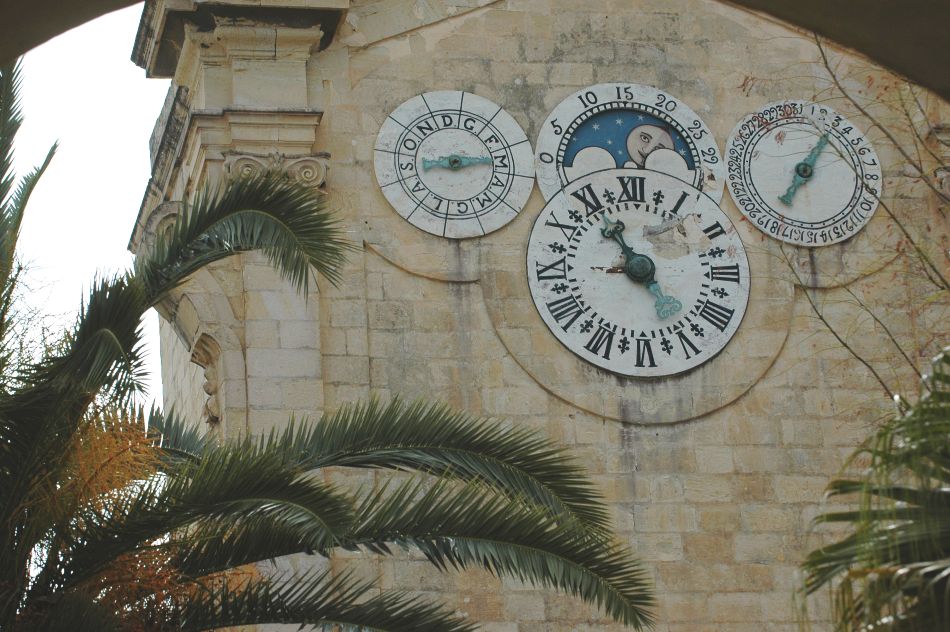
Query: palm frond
18 589 126 632
344 477 654 629
9 273 148 410
0 59 23 211
803 346 950 629
171 569 478 632
148 407 209 466
0 142 56 283
59 444 354 590
138 171 353 301
260 398 612 534
172 510 330 577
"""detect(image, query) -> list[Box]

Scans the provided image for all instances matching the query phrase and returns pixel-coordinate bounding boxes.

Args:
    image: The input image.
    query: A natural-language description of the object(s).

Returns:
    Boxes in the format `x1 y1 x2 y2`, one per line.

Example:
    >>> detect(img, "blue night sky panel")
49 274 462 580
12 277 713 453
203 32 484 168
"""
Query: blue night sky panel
563 109 696 169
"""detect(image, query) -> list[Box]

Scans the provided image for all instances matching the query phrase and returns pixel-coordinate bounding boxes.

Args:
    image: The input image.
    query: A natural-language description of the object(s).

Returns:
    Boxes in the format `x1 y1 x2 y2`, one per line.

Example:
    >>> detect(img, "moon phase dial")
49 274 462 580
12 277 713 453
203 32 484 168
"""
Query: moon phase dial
374 91 535 239
527 169 750 378
535 83 724 202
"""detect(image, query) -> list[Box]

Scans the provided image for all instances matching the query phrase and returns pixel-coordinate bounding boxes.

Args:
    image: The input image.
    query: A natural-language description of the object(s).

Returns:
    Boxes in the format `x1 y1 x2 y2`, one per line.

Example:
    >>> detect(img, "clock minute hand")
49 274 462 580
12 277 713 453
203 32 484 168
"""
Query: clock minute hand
422 154 493 171
601 217 682 320
779 132 830 205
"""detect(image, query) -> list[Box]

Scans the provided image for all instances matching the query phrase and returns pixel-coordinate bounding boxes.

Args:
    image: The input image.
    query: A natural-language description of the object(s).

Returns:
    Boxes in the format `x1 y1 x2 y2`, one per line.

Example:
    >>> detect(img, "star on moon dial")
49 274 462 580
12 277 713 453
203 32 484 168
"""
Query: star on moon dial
726 100 882 247
374 91 535 239
527 169 750 378
535 83 724 202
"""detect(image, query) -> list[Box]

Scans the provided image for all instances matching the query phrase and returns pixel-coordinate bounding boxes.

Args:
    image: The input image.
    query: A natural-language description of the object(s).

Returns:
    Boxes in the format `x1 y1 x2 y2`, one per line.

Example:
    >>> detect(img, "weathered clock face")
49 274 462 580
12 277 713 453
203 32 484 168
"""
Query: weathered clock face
374 91 535 239
527 169 749 378
535 83 724 202
726 100 882 247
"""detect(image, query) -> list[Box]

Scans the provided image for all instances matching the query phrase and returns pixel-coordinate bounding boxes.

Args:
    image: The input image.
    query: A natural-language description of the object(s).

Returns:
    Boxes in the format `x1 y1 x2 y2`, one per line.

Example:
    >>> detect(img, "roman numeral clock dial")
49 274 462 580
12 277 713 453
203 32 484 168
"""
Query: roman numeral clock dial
374 91 535 239
526 169 751 377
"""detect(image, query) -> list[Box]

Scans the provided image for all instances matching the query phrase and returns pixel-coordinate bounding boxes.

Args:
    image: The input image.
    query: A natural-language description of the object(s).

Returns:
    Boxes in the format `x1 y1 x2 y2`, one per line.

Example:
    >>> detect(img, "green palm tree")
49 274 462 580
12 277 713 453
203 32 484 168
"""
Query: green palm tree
803 347 950 631
0 59 655 631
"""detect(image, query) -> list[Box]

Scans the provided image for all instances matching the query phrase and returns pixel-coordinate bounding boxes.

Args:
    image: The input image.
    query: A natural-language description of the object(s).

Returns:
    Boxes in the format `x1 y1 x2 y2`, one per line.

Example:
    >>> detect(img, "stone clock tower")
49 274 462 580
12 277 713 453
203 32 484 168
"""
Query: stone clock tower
130 1 948 629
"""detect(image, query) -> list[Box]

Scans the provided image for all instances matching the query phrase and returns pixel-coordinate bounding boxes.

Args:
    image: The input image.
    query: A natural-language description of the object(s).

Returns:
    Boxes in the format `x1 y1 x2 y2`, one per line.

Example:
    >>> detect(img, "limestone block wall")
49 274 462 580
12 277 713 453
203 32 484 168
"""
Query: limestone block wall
158 318 205 424
131 0 950 630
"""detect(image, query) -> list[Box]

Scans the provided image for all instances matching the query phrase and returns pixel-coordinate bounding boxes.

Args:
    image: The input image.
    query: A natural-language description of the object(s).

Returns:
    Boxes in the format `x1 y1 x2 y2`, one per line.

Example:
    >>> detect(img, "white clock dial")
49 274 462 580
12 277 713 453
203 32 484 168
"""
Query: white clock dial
535 83 724 202
527 169 749 378
374 91 535 239
726 100 882 247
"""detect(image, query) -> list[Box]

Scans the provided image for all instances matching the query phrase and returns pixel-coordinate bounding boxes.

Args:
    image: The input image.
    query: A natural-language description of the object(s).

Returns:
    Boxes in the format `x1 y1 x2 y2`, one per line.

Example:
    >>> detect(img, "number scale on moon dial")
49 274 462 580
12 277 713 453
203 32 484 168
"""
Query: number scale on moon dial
726 100 882 247
535 83 724 203
527 169 750 378
374 91 535 239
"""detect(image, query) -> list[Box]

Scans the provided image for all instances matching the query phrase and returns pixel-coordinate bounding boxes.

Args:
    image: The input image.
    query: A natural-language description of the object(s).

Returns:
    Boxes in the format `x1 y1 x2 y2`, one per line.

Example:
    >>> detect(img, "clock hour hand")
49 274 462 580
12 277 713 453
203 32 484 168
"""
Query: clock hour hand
779 132 829 205
601 217 682 320
422 154 493 171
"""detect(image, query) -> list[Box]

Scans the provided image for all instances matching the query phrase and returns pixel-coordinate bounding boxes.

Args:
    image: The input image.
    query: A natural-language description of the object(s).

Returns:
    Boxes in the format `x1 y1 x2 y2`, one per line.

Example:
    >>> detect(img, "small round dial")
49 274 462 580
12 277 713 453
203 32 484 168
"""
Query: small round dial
725 100 882 247
535 83 724 202
527 169 750 378
374 91 535 239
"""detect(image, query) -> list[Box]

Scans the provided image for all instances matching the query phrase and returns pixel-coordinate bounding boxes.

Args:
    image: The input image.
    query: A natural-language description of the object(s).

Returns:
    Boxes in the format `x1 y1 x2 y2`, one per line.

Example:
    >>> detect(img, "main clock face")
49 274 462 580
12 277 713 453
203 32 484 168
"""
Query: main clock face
527 169 750 378
535 83 724 202
726 100 882 247
374 91 535 239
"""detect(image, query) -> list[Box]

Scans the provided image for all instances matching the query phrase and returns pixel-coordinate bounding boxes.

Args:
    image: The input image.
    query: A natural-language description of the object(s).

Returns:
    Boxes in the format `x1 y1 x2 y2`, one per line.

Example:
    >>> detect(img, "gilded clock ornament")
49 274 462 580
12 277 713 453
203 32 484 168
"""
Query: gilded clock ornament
374 91 535 239
726 100 882 247
526 168 750 378
535 83 724 202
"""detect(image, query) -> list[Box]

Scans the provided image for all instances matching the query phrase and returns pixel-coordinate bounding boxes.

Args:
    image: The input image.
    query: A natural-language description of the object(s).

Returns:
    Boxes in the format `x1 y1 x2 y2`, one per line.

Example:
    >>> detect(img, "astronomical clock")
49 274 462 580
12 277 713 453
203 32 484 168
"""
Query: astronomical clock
373 84 880 411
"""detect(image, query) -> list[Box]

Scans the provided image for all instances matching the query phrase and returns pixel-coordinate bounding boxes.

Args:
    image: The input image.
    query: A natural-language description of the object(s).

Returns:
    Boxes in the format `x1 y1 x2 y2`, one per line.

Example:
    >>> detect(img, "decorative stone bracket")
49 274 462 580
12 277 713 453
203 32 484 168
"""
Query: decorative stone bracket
191 333 223 426
223 151 330 189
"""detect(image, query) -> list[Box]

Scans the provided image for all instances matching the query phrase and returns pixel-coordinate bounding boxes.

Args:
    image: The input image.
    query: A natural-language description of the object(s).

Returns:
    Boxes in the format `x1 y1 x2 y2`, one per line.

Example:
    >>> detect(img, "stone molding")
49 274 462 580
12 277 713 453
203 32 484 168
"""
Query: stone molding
133 0 350 78
223 151 330 189
191 333 223 426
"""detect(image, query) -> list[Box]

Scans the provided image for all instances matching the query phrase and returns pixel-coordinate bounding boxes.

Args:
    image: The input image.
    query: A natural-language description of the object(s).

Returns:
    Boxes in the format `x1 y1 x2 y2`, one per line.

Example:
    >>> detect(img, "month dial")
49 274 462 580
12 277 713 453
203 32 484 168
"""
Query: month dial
535 83 724 202
527 169 749 378
726 100 882 247
374 91 535 239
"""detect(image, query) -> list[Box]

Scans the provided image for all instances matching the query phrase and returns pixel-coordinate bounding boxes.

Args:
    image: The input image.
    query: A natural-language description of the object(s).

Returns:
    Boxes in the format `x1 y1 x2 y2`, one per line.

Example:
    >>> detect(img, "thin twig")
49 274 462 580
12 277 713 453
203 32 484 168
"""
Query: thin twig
896 86 944 172
842 286 923 383
815 36 950 206
781 247 895 400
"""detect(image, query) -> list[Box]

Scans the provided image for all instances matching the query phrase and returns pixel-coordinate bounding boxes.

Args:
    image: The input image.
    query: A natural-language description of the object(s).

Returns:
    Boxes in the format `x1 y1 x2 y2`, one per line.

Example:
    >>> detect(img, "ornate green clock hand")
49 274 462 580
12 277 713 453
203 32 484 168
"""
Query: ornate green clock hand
422 154 493 171
601 217 682 319
778 132 830 205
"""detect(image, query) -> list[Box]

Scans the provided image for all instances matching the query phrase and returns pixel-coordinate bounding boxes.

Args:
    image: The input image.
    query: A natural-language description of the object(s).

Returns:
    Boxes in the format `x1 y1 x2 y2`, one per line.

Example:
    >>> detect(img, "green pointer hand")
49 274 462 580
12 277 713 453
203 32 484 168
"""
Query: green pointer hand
422 154 493 171
601 216 682 320
778 132 829 205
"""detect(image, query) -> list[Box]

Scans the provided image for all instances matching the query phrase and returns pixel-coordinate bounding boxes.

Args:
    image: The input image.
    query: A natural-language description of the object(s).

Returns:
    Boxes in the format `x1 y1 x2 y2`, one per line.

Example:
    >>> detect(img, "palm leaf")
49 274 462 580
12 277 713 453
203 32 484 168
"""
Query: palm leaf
138 171 353 301
148 407 209 466
346 477 654 629
58 443 355 591
20 590 126 632
258 398 612 534
171 569 478 632
0 142 56 284
803 346 950 629
0 59 22 211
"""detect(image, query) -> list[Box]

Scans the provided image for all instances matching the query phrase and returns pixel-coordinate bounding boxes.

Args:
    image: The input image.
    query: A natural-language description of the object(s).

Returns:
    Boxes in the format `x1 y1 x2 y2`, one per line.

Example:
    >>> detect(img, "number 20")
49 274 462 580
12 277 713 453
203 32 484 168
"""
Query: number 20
655 94 677 112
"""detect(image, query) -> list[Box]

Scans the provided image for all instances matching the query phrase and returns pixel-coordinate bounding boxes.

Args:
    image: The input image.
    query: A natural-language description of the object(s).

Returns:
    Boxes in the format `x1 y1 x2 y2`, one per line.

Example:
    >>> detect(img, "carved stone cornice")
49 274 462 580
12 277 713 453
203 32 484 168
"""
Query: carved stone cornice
129 108 325 255
133 0 349 78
